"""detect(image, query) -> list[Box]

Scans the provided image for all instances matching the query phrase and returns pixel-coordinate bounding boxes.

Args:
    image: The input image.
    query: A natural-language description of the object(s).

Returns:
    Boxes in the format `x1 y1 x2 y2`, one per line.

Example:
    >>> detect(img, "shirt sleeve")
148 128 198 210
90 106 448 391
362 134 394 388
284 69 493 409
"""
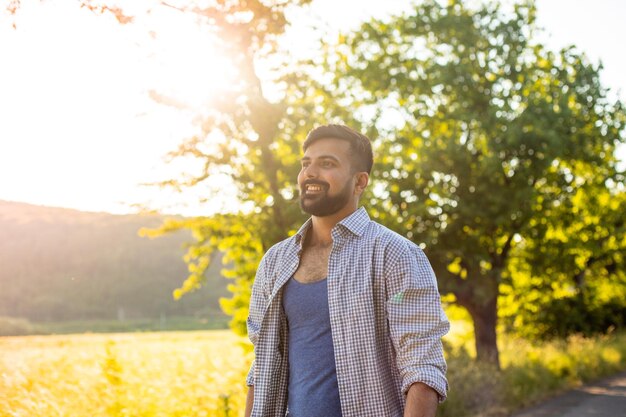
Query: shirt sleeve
246 360 256 387
246 253 270 387
386 244 450 402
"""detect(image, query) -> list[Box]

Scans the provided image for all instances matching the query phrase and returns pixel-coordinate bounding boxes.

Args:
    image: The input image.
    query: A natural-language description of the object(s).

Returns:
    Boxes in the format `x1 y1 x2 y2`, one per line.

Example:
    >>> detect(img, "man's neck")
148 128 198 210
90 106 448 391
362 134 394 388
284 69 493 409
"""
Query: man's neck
308 205 358 246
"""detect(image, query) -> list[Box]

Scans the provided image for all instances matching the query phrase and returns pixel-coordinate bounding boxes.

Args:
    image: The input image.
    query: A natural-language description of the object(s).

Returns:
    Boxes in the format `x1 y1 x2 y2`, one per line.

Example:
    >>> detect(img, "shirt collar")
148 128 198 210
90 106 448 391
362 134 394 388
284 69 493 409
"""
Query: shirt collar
294 206 370 246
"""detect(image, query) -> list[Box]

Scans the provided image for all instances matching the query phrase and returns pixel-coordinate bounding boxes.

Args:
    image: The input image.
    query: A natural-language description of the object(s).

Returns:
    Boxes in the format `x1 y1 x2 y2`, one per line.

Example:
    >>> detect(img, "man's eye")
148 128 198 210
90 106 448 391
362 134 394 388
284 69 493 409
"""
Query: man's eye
321 161 333 167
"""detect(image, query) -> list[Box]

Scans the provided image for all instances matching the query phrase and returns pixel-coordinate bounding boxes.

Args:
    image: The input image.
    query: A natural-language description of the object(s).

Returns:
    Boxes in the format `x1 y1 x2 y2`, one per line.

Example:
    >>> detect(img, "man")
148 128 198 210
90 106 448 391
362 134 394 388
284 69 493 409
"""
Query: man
244 124 449 417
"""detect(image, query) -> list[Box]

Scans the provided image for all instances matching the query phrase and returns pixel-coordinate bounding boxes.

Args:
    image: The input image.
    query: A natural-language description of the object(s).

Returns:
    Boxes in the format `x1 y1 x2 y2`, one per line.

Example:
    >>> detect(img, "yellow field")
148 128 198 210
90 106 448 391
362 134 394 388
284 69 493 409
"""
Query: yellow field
2 325 625 417
0 331 252 417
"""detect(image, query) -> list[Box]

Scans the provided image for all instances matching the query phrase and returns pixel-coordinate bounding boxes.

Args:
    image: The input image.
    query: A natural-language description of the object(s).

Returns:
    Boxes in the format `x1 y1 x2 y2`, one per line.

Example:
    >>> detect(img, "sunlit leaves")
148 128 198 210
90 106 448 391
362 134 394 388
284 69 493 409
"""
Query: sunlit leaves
326 0 626 362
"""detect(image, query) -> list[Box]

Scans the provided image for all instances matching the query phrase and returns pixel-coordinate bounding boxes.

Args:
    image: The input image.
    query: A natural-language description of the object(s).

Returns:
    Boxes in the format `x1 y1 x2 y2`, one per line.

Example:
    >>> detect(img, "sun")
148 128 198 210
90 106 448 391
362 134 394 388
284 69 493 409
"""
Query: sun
140 3 237 111
0 0 236 215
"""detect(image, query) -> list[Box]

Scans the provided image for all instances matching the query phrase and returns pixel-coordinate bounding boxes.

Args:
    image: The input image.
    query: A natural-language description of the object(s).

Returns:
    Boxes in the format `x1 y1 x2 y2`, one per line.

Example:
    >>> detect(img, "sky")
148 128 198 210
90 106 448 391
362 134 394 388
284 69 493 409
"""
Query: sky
0 0 624 216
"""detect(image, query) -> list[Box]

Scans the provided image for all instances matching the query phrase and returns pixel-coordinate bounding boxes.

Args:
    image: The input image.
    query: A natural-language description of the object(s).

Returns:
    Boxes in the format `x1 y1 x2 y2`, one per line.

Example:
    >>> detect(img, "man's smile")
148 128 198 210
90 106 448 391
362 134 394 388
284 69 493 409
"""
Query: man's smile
305 185 323 195
302 181 328 196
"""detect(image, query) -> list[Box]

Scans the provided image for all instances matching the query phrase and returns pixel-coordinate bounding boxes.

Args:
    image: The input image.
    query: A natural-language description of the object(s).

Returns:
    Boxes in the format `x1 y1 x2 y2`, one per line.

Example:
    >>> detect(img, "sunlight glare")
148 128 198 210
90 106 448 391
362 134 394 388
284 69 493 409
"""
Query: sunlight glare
0 0 235 215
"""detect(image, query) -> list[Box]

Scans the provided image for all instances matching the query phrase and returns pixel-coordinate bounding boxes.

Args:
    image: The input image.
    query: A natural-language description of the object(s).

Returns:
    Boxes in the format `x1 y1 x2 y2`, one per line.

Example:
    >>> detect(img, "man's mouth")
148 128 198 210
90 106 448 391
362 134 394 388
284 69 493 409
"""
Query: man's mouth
302 182 327 195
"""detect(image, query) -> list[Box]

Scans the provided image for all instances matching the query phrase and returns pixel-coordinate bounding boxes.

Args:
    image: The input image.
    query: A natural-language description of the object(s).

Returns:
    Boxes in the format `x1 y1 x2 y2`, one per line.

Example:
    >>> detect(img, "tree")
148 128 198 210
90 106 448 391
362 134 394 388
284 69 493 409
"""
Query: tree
132 0 365 335
5 0 362 335
326 0 625 366
9 0 624 368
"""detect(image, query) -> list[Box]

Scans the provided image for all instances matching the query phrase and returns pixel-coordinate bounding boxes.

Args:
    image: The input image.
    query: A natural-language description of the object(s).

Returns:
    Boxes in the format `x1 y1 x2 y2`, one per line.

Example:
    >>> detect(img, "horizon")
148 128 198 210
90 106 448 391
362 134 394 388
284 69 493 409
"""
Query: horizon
0 198 183 217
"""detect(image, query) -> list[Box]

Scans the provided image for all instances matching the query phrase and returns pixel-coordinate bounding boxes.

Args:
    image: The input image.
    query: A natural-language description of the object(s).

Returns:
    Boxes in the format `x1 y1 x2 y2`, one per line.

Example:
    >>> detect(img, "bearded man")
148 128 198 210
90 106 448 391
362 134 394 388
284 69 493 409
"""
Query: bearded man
244 124 449 417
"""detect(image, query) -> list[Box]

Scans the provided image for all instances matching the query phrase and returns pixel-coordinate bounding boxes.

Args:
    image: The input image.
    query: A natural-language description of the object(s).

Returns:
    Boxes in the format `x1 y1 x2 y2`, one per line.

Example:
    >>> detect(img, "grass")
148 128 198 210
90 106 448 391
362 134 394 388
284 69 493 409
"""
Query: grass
1 324 626 417
439 326 626 416
0 331 251 417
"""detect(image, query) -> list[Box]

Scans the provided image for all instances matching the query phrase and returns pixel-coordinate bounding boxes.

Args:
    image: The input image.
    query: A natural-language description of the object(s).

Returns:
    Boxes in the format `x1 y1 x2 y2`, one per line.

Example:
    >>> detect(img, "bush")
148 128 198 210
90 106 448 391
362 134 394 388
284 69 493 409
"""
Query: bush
438 349 506 417
508 293 626 340
437 331 626 417
536 296 626 339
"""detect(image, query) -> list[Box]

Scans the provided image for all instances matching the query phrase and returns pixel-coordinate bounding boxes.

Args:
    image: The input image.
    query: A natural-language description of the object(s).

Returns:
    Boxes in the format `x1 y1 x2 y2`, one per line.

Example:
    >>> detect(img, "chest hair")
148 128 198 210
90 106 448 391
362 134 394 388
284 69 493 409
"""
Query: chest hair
293 243 332 283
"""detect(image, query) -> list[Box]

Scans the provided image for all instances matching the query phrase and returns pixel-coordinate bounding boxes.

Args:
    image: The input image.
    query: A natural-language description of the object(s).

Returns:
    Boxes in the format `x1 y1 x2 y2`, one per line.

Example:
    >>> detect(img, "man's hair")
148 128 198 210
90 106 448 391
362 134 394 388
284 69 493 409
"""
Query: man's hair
303 124 374 174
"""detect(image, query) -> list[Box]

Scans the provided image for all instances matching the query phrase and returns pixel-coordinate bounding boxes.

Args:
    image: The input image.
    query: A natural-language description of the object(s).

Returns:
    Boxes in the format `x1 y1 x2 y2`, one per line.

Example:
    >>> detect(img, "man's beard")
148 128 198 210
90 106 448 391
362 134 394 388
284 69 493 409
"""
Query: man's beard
299 179 353 217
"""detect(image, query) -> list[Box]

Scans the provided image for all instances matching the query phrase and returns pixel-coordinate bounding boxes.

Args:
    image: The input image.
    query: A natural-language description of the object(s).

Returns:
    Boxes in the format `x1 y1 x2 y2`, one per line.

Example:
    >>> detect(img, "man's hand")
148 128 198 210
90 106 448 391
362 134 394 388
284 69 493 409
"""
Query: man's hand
404 382 438 417
244 385 254 417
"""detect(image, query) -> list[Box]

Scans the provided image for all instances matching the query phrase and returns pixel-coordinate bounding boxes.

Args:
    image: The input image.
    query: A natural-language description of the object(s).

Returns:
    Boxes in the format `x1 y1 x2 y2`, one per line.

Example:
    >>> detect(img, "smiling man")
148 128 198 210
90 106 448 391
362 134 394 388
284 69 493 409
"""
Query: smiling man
244 124 449 417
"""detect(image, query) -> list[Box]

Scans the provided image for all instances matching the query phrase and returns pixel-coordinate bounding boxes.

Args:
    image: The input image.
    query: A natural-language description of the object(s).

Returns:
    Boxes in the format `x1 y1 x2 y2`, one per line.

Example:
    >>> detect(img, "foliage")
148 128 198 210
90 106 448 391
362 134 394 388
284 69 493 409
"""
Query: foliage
438 330 626 416
142 213 274 336
501 179 626 339
324 0 626 365
138 0 370 336
523 295 626 340
498 332 626 411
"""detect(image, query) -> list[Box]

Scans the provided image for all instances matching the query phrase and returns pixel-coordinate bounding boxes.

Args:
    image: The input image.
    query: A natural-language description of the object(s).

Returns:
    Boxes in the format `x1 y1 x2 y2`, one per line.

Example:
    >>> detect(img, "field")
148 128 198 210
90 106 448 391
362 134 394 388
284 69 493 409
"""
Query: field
2 325 626 417
0 331 251 417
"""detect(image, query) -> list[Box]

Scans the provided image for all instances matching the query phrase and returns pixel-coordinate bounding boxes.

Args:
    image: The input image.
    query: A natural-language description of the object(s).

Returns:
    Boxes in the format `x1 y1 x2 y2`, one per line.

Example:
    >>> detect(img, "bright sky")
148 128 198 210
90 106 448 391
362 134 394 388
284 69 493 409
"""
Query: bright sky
0 0 624 216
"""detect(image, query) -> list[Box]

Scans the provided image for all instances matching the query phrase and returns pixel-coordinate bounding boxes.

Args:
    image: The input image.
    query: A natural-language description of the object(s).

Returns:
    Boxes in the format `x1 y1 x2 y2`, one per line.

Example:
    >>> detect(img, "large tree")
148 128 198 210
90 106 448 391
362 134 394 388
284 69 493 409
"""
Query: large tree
6 0 368 335
4 0 321 334
130 0 367 335
326 0 625 366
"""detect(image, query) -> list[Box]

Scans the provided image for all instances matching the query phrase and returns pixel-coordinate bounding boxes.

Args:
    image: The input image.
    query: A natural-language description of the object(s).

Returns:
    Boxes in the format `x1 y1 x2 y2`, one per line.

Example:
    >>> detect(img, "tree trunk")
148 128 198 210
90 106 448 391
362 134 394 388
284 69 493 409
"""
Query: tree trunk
467 297 500 368
456 288 500 368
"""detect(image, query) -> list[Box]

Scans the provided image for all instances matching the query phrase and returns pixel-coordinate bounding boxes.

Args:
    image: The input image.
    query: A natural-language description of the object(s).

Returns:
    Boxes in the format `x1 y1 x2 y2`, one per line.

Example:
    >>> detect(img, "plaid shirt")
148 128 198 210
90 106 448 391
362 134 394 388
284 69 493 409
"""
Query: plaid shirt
246 207 449 417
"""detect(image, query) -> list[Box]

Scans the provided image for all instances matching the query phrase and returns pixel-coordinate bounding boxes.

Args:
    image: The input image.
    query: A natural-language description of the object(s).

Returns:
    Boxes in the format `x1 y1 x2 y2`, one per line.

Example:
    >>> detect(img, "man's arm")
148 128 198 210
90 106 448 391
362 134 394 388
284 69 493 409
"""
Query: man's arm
245 251 272 417
386 245 450 403
244 385 254 417
404 382 438 417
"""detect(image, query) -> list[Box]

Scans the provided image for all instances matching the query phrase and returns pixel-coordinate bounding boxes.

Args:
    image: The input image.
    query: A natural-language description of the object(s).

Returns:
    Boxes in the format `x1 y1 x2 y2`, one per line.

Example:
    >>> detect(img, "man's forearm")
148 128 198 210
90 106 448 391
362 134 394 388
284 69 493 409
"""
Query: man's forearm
244 385 254 417
404 382 438 417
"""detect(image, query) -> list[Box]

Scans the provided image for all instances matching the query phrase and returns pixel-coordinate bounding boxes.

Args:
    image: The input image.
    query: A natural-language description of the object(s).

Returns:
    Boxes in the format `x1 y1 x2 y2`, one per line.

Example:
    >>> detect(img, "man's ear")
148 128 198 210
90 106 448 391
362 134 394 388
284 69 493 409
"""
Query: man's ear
354 172 369 195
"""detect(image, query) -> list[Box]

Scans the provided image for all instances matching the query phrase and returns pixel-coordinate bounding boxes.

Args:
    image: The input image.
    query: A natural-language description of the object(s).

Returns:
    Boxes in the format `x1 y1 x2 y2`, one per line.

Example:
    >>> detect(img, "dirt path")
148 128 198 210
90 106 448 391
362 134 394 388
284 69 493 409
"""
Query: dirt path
511 371 626 417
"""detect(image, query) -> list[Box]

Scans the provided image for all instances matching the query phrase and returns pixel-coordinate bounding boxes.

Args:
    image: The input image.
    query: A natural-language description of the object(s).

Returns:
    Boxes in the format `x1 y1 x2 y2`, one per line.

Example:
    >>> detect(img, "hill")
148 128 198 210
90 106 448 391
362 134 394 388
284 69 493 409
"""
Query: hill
0 200 229 323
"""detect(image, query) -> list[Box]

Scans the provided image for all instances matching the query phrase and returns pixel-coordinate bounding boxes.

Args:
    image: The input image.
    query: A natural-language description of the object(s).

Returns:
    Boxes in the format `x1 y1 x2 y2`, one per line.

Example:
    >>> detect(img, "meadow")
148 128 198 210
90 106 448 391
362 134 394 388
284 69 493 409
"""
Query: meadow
0 331 251 417
1 324 626 417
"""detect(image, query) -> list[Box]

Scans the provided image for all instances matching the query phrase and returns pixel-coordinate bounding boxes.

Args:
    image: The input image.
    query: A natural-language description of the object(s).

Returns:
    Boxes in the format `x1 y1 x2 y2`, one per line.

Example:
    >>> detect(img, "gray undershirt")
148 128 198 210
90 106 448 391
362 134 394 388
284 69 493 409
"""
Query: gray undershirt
282 277 342 417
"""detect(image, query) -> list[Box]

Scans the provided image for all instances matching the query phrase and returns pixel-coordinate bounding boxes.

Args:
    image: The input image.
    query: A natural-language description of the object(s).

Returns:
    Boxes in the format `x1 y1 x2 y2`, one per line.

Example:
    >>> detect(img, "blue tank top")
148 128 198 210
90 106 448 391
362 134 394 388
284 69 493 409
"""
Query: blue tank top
282 277 342 417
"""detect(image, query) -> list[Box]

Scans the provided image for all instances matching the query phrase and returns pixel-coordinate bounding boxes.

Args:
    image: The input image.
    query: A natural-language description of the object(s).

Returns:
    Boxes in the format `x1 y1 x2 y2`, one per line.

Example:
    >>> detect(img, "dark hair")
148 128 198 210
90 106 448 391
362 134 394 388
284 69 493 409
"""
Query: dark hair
303 124 374 174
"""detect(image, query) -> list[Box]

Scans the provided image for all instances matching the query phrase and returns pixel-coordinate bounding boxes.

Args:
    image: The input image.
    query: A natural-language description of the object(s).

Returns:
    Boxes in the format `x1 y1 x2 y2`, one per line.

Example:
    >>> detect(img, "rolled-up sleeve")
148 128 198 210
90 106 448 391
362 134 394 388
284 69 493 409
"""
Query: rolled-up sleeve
386 246 450 402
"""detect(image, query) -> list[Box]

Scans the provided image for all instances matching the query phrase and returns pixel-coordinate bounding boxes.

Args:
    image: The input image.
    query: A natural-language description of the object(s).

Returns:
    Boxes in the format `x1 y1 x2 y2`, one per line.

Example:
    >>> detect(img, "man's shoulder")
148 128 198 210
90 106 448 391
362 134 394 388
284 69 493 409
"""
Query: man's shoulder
261 234 298 263
362 219 420 253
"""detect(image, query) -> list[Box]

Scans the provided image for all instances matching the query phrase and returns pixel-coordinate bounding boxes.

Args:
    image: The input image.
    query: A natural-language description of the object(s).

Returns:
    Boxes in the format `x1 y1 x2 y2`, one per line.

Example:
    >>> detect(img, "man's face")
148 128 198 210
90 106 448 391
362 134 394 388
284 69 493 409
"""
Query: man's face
298 138 356 217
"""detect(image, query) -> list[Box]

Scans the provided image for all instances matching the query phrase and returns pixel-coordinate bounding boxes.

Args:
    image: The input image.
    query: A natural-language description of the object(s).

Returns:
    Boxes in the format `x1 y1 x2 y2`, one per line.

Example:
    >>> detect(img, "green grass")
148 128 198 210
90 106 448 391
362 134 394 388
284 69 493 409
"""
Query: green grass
438 329 626 416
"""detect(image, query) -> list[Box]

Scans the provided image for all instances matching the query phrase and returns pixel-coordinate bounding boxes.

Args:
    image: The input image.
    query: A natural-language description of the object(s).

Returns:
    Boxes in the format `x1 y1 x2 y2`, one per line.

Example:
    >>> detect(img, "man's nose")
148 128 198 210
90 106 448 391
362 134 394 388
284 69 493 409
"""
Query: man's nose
303 164 318 178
